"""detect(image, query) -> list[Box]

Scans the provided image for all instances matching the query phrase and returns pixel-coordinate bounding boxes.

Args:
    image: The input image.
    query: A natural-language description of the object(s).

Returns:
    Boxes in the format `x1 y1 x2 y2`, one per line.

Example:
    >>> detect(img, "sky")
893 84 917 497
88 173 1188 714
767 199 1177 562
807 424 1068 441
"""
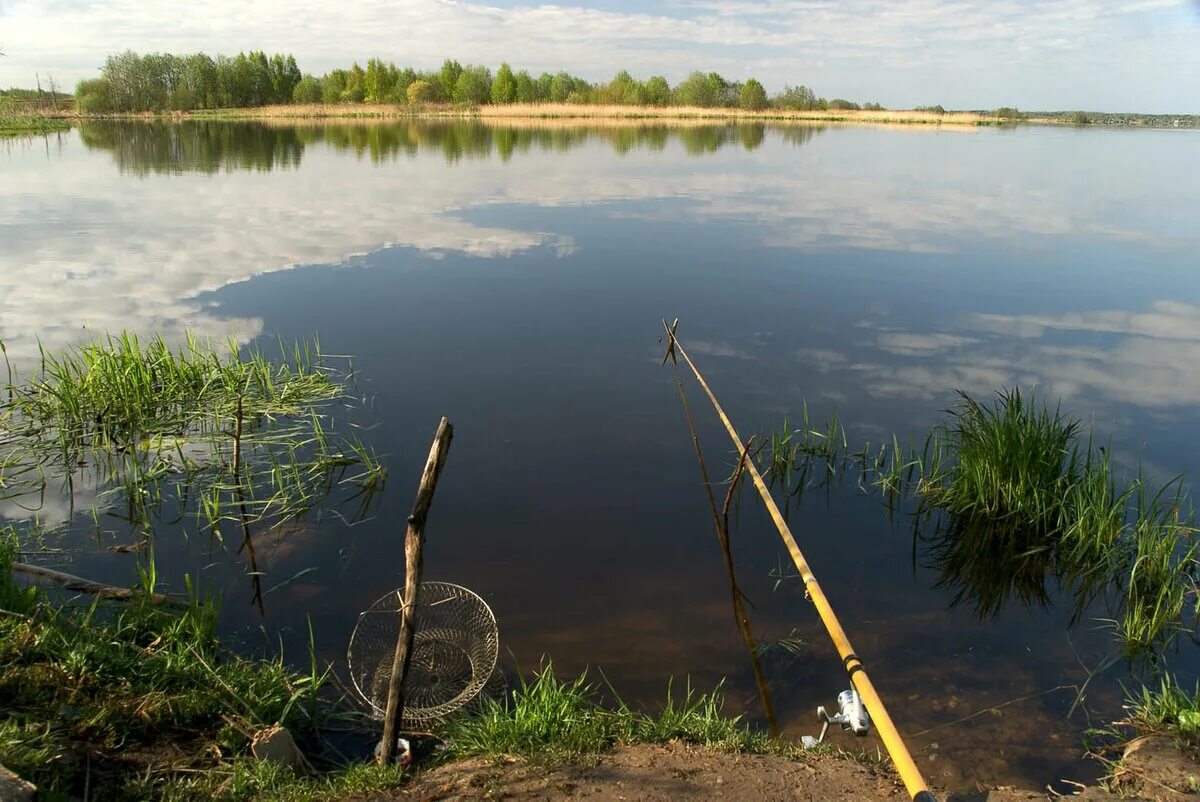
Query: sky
1 0 1198 111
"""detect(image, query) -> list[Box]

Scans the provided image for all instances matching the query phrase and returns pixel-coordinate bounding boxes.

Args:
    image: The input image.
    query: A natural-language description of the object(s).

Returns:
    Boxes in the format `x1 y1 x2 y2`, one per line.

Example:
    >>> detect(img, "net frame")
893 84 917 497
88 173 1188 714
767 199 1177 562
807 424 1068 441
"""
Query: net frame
347 581 499 723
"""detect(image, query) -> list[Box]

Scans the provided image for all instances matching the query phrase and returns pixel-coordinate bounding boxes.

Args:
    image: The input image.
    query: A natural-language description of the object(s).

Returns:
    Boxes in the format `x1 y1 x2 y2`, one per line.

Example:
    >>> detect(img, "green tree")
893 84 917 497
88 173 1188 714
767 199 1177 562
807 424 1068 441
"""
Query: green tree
491 63 517 104
536 72 554 101
828 98 860 110
548 71 574 102
74 77 112 112
453 65 492 104
644 75 671 106
293 75 322 103
605 70 640 104
342 63 366 102
675 71 716 107
390 67 418 102
773 84 818 110
407 79 436 103
268 54 301 103
515 70 537 103
739 78 767 111
439 59 463 99
364 58 399 103
321 70 346 103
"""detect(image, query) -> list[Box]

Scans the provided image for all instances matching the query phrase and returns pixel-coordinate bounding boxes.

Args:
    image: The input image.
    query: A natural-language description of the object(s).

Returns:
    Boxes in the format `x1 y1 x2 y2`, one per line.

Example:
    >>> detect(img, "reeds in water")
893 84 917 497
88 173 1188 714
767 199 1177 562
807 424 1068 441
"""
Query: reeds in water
762 388 1199 658
0 332 387 538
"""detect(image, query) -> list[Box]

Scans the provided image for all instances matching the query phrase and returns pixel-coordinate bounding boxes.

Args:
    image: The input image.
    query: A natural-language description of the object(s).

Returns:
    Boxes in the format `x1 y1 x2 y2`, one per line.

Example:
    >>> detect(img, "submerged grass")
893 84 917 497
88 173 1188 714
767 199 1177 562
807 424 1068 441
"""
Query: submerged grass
0 332 387 538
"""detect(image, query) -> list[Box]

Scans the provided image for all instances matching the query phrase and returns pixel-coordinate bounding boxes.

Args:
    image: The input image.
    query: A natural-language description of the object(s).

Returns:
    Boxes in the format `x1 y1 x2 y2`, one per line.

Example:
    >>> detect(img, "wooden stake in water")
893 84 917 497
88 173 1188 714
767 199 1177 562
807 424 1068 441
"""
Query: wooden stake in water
378 416 454 765
662 320 936 802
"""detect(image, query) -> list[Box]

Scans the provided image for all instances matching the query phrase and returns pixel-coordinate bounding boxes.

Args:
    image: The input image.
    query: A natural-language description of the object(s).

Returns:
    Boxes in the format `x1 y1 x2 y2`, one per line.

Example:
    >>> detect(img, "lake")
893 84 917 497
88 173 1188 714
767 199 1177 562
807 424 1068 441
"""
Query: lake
3 119 1199 792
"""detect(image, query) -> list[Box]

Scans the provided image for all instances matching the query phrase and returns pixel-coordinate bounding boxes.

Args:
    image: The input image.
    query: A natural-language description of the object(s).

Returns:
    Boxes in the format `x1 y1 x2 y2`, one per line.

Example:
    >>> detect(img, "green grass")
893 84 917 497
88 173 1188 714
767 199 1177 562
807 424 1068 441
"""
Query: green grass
0 112 69 136
1125 675 1200 749
446 664 778 763
0 535 330 799
928 389 1080 533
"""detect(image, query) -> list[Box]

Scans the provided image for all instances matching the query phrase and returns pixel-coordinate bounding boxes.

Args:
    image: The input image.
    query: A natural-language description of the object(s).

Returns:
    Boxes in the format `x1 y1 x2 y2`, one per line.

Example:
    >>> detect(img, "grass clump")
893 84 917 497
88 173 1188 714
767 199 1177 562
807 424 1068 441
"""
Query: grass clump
929 389 1080 533
1125 675 1200 749
447 664 772 763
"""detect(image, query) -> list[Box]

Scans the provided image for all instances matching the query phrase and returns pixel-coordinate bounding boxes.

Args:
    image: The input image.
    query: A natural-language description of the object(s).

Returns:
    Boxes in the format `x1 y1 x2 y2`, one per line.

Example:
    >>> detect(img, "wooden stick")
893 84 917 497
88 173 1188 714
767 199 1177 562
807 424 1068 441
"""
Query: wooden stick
378 416 453 765
674 374 779 735
10 562 186 607
663 321 935 802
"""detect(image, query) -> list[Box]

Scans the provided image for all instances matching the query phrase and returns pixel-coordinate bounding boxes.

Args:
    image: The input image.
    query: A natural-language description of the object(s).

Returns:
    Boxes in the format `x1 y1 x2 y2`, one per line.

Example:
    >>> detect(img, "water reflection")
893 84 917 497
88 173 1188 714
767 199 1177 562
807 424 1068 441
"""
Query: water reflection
78 122 305 175
923 516 1055 619
78 120 810 172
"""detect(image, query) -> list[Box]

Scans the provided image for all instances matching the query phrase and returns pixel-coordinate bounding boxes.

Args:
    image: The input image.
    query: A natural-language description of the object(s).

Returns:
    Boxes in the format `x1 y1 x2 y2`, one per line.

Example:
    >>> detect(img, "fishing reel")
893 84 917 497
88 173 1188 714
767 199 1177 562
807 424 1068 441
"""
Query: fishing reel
801 689 870 748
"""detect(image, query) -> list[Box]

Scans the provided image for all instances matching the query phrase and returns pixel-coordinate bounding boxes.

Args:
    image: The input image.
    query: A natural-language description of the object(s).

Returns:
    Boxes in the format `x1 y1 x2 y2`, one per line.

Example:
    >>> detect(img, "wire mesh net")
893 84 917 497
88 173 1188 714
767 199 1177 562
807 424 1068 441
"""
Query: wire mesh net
347 582 499 723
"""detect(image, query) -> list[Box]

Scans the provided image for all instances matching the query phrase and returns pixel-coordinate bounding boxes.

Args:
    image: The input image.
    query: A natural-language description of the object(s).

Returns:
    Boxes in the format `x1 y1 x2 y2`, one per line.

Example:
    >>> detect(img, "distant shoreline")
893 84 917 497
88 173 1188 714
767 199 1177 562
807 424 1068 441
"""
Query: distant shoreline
20 103 1199 130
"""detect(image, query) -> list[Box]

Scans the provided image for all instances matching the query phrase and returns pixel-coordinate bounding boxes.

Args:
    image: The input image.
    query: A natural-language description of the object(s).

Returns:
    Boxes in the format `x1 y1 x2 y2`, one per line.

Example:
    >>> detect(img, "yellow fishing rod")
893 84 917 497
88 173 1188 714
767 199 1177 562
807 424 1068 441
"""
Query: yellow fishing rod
663 320 936 802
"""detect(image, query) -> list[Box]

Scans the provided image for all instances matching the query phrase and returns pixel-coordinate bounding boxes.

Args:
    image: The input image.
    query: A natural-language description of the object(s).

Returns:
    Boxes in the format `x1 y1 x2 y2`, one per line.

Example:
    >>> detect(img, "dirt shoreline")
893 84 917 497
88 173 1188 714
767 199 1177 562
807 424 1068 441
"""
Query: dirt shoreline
366 739 1198 801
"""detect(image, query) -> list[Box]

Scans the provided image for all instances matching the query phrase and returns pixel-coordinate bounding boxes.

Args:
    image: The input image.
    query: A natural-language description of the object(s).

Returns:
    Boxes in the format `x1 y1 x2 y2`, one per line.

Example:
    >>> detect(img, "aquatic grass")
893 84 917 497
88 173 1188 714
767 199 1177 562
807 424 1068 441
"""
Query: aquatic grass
763 388 1200 656
1116 481 1198 657
0 332 385 536
929 388 1080 534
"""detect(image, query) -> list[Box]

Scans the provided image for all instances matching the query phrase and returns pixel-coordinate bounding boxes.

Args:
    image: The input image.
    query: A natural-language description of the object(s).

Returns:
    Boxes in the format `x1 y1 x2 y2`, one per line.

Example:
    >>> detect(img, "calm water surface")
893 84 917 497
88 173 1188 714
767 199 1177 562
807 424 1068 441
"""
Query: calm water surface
3 120 1200 791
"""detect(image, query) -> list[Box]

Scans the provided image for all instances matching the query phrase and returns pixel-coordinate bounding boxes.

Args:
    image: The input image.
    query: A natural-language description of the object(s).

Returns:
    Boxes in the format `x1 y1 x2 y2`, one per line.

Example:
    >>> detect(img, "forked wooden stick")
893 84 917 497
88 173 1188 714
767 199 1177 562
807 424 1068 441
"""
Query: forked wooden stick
378 416 454 765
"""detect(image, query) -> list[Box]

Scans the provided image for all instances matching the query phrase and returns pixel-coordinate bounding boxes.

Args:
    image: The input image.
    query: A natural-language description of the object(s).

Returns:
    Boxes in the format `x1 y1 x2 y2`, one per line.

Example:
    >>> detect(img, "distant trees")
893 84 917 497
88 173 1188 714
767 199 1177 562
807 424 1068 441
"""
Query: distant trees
491 63 517 104
514 70 537 103
407 80 436 104
772 84 822 110
293 75 322 104
439 60 463 100
675 71 719 107
75 78 111 113
73 49 302 112
453 65 492 104
739 78 767 111
71 51 887 115
644 76 671 106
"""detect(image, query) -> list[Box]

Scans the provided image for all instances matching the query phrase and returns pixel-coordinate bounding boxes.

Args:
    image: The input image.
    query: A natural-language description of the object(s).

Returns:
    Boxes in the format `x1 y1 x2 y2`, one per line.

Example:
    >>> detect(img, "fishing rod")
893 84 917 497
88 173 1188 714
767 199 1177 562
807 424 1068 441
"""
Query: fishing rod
662 319 936 802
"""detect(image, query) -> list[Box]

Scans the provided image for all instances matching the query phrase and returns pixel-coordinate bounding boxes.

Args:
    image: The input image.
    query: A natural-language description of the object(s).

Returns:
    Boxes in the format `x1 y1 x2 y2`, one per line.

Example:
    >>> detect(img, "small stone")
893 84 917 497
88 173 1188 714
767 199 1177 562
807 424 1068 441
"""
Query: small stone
0 764 36 802
251 724 311 774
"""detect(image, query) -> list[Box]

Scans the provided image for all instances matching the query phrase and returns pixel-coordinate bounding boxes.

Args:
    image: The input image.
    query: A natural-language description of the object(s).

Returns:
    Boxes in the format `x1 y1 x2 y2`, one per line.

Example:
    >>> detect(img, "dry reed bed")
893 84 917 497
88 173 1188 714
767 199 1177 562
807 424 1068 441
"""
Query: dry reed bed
112 102 1002 126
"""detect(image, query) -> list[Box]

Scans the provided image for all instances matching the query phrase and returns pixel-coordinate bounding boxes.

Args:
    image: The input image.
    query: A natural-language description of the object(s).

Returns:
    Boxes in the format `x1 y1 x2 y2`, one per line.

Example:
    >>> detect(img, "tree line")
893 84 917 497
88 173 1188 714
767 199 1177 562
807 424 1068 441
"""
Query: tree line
75 51 883 113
